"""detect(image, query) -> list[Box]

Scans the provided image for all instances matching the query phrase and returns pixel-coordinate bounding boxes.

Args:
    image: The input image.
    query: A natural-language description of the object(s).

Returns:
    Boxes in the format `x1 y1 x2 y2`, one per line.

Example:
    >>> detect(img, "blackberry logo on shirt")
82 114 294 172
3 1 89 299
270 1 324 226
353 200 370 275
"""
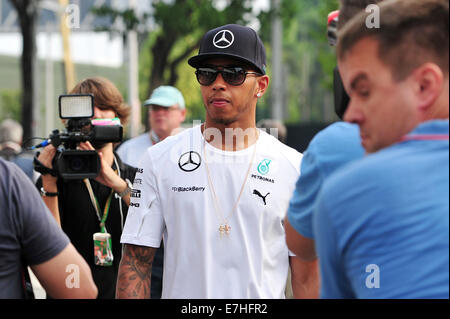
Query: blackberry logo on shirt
178 151 202 172
171 186 206 193
253 189 270 205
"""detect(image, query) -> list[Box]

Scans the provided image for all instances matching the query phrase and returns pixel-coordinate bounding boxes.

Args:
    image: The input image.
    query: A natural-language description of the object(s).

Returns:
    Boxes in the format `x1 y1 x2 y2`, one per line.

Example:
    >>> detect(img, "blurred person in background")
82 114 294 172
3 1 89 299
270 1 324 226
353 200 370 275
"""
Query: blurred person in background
0 119 35 180
117 85 186 167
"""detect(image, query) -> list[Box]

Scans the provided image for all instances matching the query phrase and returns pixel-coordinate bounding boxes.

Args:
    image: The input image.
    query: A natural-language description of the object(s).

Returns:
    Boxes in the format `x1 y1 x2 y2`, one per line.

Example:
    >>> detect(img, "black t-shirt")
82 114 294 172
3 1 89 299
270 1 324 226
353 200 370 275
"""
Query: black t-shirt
37 153 136 299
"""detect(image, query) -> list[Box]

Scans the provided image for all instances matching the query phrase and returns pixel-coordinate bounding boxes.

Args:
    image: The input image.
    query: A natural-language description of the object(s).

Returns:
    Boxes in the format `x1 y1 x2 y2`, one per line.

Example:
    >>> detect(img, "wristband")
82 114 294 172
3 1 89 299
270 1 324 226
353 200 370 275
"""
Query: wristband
116 179 133 198
40 187 59 197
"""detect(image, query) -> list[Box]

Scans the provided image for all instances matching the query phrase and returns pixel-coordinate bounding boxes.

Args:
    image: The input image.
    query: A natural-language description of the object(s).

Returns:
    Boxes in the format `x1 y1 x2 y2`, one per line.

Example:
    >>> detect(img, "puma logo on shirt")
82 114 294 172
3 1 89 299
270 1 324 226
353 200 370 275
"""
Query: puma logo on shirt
253 189 270 205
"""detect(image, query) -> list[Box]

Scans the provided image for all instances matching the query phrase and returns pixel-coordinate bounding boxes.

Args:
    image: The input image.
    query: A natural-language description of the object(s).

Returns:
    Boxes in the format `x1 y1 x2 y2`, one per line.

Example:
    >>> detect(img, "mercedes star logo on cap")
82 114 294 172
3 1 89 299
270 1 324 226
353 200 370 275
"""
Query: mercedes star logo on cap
213 30 235 49
178 151 202 172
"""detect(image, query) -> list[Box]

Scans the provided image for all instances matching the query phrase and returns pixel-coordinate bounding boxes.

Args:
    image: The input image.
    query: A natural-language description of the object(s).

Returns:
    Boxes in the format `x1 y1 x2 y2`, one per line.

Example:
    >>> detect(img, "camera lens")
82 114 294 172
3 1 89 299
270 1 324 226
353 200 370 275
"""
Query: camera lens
69 156 85 172
57 150 100 179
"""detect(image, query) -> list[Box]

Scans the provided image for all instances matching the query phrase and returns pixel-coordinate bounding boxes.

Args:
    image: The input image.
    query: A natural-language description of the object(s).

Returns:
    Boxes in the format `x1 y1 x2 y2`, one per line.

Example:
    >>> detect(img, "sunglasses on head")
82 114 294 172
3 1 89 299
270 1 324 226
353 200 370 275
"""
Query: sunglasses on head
195 66 262 86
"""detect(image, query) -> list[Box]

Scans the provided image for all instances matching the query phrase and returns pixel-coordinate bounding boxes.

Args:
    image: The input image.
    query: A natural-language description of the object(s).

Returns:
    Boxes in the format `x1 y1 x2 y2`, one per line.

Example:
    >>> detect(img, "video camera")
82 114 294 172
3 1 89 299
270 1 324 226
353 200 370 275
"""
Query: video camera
34 94 123 180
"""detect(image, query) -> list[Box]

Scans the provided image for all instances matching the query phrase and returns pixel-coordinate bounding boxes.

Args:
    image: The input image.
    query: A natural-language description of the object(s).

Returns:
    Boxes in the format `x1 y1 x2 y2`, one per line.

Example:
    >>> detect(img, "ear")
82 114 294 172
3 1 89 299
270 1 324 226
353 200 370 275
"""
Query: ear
255 75 270 98
411 63 444 112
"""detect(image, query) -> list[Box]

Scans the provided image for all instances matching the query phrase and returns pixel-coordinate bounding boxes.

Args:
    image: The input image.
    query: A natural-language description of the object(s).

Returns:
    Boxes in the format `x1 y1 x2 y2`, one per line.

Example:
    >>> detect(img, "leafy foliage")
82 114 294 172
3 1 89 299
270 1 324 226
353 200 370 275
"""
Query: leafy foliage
265 0 340 123
92 0 340 125
0 89 22 123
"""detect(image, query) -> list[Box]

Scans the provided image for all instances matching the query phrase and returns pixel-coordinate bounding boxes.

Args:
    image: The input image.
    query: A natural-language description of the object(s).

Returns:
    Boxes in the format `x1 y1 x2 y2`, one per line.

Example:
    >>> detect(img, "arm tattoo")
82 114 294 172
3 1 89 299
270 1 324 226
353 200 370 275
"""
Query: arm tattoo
116 244 156 299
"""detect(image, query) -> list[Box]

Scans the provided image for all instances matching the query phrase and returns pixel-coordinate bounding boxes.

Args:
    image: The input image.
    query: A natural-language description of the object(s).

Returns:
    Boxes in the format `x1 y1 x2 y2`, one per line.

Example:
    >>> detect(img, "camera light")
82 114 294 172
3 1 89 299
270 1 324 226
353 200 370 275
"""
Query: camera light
59 94 94 119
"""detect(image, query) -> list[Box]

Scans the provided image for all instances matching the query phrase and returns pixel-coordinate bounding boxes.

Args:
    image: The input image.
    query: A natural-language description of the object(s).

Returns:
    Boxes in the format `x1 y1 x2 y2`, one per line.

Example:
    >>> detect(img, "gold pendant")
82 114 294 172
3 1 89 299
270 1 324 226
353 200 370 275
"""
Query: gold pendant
219 224 231 236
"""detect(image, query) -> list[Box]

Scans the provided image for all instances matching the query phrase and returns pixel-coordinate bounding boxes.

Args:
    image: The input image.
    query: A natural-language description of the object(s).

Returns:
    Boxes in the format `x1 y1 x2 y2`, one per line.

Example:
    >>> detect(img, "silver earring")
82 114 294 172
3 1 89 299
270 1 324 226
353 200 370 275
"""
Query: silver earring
257 93 262 98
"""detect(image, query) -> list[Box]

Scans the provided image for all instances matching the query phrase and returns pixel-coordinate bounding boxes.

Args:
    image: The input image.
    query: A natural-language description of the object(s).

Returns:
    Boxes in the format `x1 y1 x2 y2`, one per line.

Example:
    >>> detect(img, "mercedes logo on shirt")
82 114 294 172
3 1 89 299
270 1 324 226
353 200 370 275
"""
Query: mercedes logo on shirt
213 30 235 49
178 151 202 172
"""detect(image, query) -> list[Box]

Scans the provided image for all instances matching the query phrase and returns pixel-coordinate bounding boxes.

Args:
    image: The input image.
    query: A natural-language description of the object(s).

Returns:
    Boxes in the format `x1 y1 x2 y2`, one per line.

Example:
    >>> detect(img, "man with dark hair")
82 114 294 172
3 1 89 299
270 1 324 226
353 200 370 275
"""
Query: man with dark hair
285 0 384 262
314 0 448 298
117 24 318 299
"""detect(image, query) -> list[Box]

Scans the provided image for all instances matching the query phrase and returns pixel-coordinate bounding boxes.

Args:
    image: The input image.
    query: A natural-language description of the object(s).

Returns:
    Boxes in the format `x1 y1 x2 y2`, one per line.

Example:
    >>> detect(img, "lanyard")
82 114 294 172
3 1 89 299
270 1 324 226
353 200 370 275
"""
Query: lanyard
84 170 117 233
400 134 449 142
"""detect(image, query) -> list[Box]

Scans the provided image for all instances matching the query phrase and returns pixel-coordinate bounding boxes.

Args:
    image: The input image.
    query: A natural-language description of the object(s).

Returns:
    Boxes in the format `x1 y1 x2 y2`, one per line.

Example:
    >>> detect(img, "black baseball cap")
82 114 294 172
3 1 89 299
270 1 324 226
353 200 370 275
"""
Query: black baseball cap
188 24 267 75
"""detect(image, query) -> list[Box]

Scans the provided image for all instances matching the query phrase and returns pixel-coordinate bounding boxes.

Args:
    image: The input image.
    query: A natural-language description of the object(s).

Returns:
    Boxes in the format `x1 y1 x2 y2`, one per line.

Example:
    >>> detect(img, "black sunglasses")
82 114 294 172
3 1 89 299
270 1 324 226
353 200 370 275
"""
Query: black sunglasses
195 66 262 86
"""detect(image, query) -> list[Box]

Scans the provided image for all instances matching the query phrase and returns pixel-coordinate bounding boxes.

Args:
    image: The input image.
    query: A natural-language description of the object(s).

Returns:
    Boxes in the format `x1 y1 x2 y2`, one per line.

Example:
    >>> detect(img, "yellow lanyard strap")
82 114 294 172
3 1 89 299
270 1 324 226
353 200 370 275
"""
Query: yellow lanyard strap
84 178 115 233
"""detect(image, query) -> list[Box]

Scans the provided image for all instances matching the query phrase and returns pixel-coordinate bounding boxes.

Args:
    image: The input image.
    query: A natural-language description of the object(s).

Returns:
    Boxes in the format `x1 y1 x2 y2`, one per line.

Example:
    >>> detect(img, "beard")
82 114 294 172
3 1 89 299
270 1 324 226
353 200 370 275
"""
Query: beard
211 116 238 126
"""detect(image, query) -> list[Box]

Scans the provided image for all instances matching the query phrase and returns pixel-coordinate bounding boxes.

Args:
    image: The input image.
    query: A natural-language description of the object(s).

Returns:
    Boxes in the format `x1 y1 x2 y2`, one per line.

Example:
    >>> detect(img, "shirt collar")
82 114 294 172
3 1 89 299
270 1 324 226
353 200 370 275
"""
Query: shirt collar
408 119 449 136
150 130 161 145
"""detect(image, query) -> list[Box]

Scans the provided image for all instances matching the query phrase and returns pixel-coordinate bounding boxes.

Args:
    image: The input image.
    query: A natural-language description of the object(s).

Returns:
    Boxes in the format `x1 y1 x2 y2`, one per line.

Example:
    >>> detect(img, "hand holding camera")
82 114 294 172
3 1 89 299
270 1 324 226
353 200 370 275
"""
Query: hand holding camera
34 94 123 180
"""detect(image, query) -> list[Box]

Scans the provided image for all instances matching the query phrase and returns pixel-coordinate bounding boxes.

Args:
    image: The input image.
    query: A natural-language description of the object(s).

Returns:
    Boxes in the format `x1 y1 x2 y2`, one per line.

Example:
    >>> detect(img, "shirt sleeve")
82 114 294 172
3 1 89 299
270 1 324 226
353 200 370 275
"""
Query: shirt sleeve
115 141 130 166
12 166 70 266
120 151 165 248
287 144 323 239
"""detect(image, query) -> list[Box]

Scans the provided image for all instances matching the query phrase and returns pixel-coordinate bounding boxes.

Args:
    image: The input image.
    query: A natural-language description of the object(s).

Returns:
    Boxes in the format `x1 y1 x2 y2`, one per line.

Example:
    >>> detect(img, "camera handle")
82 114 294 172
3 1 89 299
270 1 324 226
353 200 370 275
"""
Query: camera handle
33 152 58 177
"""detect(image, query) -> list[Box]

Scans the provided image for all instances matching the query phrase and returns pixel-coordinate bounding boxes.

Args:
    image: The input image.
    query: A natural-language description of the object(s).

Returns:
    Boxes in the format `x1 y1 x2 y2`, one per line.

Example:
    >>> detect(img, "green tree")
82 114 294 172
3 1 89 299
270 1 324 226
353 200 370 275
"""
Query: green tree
93 0 257 123
93 0 340 125
259 0 339 123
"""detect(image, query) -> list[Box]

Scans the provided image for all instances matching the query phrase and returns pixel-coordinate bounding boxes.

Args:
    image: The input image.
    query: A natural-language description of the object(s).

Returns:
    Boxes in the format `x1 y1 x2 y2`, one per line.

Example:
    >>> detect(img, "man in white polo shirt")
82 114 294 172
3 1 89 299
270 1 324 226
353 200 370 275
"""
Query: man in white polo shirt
116 24 318 299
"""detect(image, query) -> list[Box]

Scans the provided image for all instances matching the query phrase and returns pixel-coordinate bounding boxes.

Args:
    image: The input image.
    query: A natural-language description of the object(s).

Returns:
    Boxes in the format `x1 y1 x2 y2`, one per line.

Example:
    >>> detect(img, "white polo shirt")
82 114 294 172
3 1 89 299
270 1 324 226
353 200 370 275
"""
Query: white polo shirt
121 125 302 298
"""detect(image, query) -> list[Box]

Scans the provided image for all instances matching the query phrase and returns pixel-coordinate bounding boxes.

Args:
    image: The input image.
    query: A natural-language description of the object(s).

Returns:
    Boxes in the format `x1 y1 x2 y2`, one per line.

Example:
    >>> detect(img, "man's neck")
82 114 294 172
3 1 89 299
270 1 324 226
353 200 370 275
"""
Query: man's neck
424 84 449 121
149 130 162 144
202 121 259 152
421 101 449 123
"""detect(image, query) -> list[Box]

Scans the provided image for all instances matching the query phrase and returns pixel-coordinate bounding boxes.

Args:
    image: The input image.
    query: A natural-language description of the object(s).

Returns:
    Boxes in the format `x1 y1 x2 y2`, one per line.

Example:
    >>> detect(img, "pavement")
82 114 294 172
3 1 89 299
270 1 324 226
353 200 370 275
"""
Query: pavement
27 268 294 299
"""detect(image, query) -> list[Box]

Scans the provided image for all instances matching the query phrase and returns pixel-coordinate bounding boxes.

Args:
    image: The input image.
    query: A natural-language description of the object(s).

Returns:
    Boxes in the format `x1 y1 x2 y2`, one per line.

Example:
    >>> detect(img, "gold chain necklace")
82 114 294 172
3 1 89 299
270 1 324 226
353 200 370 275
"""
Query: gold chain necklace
203 127 259 236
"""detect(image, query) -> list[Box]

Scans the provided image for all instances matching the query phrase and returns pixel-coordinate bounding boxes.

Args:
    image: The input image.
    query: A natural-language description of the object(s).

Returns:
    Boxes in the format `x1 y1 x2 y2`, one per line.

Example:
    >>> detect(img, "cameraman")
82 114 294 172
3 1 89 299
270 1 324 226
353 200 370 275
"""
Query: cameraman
36 77 137 299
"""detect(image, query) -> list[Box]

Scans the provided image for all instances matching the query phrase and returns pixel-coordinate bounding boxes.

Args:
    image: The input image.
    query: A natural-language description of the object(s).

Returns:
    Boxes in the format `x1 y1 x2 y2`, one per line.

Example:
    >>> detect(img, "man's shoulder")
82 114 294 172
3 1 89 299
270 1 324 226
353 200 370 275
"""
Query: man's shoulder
320 145 408 207
118 133 150 150
0 158 24 186
145 127 199 162
304 123 364 175
260 130 300 155
259 130 302 173
309 122 363 154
